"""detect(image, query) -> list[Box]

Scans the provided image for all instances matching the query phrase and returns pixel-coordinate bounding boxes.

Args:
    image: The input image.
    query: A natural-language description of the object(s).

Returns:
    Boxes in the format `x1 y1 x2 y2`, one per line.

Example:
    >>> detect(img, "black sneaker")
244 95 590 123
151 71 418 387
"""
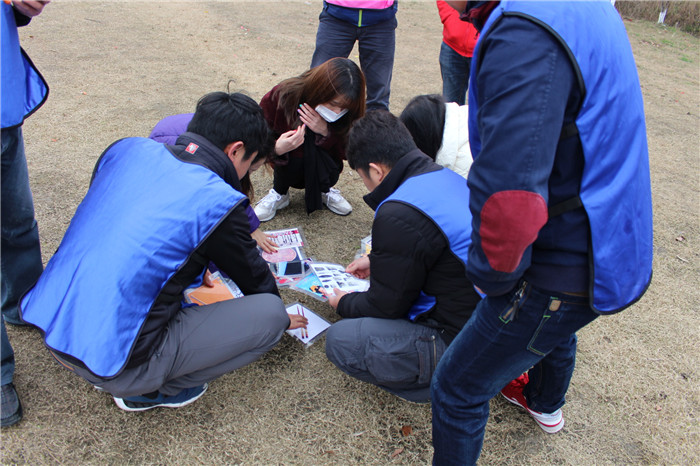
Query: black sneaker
1 383 23 427
113 383 208 412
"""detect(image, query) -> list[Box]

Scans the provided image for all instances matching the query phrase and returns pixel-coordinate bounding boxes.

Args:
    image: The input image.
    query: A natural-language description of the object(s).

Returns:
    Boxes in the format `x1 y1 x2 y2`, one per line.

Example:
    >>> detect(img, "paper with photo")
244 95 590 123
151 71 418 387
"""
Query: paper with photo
265 227 305 249
291 271 327 301
309 262 369 296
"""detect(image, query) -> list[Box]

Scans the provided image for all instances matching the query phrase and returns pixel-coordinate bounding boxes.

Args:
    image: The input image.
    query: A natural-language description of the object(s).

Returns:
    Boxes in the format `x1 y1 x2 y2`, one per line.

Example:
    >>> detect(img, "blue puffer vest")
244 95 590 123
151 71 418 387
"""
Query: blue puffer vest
1 3 48 129
378 168 472 320
468 1 653 313
20 138 246 378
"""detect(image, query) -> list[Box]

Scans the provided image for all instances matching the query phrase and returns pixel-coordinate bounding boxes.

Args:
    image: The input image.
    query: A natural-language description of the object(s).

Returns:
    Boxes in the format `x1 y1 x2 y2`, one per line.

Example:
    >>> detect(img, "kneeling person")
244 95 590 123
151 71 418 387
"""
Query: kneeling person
326 111 480 402
20 92 303 411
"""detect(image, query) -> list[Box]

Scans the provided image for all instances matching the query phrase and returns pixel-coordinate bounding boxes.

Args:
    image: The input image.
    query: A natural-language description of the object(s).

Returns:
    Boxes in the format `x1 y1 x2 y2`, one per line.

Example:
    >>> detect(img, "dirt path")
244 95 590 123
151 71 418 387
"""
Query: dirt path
2 2 698 464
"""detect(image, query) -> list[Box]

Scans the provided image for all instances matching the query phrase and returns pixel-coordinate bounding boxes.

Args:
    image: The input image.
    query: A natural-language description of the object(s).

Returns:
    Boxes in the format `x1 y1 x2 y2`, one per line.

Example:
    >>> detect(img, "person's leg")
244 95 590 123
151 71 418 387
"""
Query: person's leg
524 332 578 413
256 158 305 222
310 10 357 68
325 317 445 402
431 282 597 465
0 316 15 387
89 293 288 399
357 17 397 111
1 315 22 427
272 156 306 195
439 41 471 105
1 127 43 325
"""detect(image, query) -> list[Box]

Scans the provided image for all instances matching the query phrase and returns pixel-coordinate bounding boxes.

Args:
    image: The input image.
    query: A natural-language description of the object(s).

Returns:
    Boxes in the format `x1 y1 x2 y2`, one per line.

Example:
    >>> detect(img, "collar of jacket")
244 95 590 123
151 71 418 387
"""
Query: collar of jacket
464 1 500 32
363 148 441 211
171 132 243 193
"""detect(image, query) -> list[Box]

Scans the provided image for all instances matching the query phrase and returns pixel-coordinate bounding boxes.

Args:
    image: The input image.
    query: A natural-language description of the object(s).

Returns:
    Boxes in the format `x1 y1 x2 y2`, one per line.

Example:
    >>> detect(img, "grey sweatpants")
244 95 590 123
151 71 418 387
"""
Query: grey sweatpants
66 293 289 397
325 317 447 403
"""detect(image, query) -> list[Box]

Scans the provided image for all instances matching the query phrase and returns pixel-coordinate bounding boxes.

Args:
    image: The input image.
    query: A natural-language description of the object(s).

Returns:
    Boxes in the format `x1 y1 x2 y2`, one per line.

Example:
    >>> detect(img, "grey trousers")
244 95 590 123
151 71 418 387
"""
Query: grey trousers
325 317 446 403
65 293 288 397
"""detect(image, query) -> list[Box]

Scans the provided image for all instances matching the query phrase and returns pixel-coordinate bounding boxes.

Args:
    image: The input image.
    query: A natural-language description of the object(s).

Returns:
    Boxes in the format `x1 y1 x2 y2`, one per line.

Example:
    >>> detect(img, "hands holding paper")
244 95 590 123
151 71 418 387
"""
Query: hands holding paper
327 288 348 310
346 255 370 279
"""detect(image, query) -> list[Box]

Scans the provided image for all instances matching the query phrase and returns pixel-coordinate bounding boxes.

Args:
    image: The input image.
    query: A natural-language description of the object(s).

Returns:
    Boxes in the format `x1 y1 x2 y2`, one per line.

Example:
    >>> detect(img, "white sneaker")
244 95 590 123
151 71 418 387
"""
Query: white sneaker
254 189 290 222
321 187 352 216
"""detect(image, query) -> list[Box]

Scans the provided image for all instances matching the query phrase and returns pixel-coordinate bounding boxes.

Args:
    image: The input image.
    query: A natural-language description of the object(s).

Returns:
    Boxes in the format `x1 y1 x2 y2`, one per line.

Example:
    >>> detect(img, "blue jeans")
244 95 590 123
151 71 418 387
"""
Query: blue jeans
326 317 446 402
1 126 43 325
1 315 14 385
431 281 598 465
311 10 396 111
439 41 471 106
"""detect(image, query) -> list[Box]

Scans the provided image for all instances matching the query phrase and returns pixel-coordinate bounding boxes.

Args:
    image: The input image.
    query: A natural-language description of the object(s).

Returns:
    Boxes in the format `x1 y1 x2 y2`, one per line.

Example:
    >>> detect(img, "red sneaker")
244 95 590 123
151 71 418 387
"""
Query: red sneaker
501 373 565 434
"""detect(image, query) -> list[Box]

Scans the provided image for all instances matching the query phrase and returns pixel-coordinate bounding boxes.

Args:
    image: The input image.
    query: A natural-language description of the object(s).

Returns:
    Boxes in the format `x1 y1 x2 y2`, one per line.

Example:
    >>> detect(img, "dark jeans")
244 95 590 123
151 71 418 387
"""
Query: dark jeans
1 316 14 386
431 281 598 465
311 10 396 111
1 126 43 326
439 41 472 106
325 317 446 403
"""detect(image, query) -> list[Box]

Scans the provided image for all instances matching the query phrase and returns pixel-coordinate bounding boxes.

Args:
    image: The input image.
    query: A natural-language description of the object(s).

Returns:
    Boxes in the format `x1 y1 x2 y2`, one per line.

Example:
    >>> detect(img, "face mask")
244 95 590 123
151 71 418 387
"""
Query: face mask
315 105 348 123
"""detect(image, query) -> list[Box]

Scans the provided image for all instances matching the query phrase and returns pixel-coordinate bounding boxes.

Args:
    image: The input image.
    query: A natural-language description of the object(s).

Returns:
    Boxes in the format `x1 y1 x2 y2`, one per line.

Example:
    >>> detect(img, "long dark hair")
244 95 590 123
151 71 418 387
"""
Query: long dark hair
274 57 366 137
399 94 447 160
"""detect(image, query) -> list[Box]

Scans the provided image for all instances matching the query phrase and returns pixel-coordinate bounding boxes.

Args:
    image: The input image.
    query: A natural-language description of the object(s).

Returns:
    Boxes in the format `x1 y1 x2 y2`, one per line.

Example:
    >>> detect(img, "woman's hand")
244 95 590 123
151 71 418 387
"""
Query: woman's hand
298 103 329 137
287 313 309 330
251 228 277 253
275 124 305 155
346 255 370 279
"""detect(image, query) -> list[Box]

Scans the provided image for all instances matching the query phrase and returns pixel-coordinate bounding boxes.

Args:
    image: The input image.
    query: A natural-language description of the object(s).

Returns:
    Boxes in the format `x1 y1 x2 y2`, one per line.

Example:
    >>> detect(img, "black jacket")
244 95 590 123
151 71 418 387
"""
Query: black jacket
128 133 278 367
337 150 480 343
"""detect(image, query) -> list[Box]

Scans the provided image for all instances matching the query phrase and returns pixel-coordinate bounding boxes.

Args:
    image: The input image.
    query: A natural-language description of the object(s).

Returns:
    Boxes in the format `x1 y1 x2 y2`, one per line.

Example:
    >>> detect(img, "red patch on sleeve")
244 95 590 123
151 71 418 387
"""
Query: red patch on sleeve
479 190 548 273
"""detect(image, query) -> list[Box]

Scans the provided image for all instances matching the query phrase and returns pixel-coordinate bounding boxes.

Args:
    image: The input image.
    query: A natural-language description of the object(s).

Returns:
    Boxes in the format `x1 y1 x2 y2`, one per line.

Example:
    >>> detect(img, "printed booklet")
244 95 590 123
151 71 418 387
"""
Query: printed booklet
292 262 369 301
260 227 309 287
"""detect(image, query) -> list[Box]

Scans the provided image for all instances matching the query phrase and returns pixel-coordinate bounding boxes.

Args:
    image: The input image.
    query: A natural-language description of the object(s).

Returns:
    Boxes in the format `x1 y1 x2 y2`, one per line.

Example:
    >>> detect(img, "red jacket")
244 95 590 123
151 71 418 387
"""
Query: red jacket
437 1 478 58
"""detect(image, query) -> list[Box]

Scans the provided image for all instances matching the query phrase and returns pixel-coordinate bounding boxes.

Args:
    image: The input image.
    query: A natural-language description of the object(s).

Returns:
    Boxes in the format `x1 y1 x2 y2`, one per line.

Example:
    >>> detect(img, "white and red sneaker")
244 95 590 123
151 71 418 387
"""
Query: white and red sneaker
501 373 565 434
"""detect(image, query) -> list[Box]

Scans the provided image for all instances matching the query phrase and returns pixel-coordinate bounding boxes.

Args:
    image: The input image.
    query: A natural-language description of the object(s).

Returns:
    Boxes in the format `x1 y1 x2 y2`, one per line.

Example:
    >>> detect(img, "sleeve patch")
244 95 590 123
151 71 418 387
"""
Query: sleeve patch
479 190 548 273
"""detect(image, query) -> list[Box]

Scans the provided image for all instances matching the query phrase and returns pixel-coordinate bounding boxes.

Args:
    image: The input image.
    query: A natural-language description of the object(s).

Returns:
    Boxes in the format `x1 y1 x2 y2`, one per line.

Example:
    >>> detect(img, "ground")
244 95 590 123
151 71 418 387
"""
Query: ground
1 2 698 464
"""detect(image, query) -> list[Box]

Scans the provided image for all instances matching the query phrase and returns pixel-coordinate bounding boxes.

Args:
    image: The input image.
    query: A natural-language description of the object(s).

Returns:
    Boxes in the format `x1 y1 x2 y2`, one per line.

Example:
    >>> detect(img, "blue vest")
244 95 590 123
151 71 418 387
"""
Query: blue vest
1 3 49 128
20 138 246 378
468 1 653 314
378 168 472 321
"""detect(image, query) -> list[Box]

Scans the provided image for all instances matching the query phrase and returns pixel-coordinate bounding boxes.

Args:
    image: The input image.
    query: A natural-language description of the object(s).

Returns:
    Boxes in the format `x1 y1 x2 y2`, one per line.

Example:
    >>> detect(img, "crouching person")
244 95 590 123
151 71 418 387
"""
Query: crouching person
325 111 480 402
19 92 301 411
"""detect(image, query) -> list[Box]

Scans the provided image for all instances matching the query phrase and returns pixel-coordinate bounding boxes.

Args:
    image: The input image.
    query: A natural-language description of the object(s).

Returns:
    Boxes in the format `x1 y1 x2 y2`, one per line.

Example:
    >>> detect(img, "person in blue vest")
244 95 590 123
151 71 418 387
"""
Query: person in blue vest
1 0 50 428
148 112 278 253
325 111 480 402
431 2 653 464
19 92 308 412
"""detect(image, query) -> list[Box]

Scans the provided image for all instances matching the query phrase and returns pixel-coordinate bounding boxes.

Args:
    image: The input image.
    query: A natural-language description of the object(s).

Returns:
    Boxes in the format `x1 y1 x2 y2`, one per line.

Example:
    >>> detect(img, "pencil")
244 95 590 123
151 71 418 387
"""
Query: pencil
300 307 308 339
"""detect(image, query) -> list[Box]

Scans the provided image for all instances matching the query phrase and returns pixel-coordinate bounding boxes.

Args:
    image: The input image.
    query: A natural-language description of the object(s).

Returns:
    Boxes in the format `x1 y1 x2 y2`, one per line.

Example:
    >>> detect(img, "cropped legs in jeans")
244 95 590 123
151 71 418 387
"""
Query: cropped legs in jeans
431 281 597 465
1 126 43 325
311 11 396 111
325 317 446 403
67 293 289 398
439 41 472 106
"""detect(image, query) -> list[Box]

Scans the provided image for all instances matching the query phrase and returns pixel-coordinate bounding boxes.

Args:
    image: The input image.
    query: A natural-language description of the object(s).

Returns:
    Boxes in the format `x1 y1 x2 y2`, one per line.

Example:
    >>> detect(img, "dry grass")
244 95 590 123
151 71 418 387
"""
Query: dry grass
2 2 699 465
616 1 700 35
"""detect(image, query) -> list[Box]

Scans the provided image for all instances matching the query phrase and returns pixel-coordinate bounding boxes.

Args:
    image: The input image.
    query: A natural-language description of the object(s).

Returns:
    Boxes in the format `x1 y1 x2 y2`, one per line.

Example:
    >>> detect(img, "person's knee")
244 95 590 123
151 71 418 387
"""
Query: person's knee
325 319 358 368
252 294 289 333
